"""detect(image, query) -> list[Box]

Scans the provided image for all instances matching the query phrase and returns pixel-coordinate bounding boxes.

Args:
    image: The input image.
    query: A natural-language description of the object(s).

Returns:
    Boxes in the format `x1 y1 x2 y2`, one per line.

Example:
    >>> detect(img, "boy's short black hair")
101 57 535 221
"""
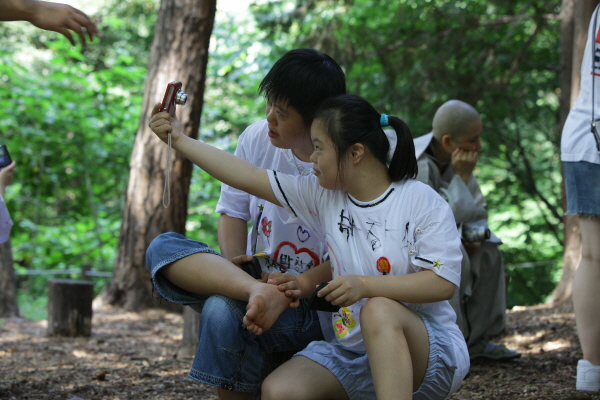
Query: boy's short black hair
259 48 346 126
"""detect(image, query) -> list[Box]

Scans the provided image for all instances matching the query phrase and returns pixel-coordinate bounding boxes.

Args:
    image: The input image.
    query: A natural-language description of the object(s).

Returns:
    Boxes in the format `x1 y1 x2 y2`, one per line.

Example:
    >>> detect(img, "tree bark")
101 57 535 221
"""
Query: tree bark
0 240 19 317
177 306 200 358
101 0 217 311
550 0 599 304
47 279 94 337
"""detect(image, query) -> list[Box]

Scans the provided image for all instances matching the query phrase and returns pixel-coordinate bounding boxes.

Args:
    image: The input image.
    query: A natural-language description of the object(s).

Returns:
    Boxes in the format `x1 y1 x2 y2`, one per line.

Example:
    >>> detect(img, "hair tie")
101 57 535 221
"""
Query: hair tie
380 114 389 127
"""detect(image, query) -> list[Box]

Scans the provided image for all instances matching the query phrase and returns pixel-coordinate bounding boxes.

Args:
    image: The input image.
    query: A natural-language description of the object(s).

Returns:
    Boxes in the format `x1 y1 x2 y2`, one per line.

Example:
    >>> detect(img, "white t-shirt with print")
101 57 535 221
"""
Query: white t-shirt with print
215 119 334 340
216 119 327 274
268 172 469 387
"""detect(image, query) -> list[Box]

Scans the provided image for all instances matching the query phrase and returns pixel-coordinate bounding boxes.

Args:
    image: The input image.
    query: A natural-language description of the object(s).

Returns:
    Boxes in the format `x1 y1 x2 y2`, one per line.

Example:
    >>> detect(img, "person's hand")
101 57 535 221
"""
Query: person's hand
149 103 183 144
0 161 16 196
30 1 98 46
317 275 366 308
462 240 481 257
231 254 252 268
266 272 302 308
230 254 269 282
451 147 478 185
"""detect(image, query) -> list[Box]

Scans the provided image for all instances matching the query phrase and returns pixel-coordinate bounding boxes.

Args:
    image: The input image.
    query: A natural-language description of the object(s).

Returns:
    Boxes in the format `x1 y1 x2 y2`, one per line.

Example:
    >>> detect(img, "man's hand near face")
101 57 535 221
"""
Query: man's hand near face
451 148 478 185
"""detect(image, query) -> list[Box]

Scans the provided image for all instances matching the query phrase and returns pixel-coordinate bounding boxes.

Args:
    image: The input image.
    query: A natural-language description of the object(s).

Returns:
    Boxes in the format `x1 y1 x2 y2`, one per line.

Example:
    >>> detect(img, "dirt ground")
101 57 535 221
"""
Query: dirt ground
0 301 599 400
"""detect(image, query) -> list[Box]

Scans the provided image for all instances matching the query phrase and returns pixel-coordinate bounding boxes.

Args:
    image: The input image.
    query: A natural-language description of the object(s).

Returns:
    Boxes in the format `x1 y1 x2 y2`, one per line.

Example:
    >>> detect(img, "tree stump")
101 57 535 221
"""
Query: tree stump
177 306 200 358
47 279 94 337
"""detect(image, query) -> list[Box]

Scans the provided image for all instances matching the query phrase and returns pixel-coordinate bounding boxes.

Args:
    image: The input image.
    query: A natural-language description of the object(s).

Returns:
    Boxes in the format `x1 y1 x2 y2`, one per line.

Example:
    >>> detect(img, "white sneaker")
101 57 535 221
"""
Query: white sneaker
577 359 600 391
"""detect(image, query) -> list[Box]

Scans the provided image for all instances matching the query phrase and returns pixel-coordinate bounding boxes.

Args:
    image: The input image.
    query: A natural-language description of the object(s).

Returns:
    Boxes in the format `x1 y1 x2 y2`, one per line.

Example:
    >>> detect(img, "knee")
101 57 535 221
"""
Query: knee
200 295 243 330
262 374 308 400
261 375 288 400
145 232 181 272
360 297 406 333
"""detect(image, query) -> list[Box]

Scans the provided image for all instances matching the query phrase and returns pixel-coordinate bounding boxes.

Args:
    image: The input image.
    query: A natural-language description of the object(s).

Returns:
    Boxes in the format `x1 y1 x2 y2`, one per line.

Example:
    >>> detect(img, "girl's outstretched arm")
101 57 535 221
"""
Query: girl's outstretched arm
149 104 281 207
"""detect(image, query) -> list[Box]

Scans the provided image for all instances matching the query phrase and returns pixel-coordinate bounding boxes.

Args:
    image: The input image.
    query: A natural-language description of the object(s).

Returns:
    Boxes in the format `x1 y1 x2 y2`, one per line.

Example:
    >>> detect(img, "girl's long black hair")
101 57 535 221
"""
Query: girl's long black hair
313 94 418 182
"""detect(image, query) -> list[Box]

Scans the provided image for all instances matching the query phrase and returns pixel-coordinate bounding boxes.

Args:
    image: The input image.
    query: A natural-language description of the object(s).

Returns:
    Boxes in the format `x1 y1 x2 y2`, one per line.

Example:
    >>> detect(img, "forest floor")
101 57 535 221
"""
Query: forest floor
1 301 599 400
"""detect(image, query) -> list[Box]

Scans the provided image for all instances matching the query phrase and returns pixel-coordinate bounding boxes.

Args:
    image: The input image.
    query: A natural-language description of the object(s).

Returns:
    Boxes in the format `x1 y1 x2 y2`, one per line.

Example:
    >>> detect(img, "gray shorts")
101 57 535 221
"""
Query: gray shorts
294 312 460 400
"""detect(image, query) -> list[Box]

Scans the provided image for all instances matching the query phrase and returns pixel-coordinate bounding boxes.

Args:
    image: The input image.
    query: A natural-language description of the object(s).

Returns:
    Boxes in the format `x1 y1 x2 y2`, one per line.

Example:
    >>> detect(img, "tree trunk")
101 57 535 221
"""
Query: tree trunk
550 0 600 304
0 240 19 317
101 0 217 311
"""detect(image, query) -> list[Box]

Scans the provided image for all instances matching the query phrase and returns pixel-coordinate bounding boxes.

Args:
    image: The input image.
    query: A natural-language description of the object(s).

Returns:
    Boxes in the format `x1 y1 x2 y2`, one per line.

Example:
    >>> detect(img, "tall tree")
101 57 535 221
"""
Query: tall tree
0 240 19 317
101 0 217 311
550 0 600 303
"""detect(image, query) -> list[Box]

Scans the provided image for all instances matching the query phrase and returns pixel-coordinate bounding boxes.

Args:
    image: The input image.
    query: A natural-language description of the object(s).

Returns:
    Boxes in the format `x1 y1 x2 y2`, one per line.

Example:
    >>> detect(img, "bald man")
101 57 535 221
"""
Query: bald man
413 100 520 361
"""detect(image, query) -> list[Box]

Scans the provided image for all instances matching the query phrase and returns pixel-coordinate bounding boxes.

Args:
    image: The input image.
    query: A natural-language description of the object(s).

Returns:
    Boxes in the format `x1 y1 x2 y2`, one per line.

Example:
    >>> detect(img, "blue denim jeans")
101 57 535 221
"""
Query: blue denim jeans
564 161 600 216
146 232 324 393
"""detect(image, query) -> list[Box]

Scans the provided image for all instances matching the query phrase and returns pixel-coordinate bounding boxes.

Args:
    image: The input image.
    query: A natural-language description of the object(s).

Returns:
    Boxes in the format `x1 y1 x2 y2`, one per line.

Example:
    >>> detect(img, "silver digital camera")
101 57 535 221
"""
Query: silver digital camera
459 223 491 243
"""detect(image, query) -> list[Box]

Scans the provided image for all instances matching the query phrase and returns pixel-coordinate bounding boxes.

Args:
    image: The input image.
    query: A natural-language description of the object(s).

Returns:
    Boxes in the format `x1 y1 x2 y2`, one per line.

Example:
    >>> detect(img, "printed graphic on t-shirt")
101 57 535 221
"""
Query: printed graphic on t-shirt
272 241 320 273
337 209 355 240
334 307 356 339
261 217 272 237
252 202 322 274
376 256 391 275
297 225 310 242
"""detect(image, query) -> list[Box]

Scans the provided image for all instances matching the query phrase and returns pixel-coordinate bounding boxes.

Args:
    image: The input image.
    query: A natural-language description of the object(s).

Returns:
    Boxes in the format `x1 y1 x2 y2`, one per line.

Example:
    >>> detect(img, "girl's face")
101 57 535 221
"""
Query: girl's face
265 99 312 155
309 119 341 190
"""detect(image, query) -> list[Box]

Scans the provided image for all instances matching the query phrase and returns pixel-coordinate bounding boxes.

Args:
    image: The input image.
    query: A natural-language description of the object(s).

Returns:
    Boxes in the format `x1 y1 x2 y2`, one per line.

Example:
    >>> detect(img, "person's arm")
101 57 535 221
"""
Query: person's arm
317 270 455 308
0 162 16 198
0 0 97 46
218 214 249 261
149 104 281 207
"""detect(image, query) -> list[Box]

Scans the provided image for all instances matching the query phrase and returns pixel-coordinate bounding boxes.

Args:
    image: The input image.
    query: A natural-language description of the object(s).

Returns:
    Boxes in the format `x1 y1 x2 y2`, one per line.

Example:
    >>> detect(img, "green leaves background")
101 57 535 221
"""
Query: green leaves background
1 0 564 317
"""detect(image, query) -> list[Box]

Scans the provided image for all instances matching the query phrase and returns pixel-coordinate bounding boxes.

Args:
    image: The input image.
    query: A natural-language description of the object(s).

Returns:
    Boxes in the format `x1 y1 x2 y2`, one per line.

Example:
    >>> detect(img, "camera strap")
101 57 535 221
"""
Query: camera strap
162 132 172 208
591 4 600 154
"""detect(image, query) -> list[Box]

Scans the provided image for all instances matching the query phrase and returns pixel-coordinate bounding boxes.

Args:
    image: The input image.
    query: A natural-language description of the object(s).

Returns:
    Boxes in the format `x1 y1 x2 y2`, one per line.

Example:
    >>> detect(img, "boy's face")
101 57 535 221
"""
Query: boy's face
266 99 312 154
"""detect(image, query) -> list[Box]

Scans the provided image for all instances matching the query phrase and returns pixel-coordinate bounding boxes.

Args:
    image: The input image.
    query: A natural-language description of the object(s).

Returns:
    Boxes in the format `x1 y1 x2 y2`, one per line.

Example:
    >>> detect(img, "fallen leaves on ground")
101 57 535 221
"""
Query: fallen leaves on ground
0 301 599 399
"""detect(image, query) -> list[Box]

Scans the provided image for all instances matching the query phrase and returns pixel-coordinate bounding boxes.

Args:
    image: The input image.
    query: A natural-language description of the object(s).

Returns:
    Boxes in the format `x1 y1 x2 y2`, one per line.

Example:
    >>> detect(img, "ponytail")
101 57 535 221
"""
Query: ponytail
387 116 418 181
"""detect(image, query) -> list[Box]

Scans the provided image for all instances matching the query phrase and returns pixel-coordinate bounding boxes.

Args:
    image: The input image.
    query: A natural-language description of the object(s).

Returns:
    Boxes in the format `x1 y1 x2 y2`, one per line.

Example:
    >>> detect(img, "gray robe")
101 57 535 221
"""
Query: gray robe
414 132 506 347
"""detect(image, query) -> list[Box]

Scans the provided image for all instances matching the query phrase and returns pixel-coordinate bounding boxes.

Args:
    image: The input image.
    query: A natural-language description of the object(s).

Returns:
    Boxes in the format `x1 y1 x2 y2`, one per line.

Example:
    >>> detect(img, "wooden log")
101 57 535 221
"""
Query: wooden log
47 279 94 337
177 306 200 358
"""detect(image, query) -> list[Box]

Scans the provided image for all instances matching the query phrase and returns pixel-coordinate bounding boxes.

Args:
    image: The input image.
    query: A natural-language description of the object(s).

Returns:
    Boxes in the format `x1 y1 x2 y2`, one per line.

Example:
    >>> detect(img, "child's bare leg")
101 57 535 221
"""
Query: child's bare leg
361 297 429 400
160 252 262 301
243 284 292 335
261 356 348 400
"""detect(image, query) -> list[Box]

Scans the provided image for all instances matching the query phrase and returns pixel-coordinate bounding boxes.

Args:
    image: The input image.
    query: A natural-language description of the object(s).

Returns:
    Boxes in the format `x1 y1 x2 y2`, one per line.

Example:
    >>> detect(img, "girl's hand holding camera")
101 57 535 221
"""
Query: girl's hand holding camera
148 103 183 144
318 275 368 308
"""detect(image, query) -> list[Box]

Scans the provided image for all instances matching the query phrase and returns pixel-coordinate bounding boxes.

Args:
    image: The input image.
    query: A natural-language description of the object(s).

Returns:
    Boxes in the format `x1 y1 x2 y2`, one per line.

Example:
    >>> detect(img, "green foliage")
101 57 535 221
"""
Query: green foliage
17 291 48 321
1 0 568 313
250 0 564 306
0 0 155 301
1 0 269 308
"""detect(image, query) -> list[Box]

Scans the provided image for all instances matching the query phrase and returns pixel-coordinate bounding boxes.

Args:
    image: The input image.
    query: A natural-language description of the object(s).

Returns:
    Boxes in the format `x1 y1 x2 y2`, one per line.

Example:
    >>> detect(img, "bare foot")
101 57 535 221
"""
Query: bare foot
243 283 291 335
